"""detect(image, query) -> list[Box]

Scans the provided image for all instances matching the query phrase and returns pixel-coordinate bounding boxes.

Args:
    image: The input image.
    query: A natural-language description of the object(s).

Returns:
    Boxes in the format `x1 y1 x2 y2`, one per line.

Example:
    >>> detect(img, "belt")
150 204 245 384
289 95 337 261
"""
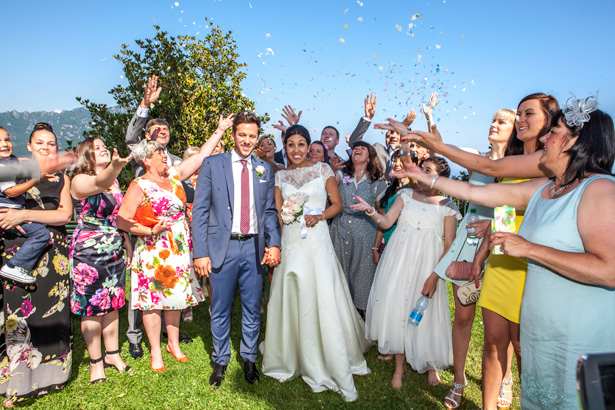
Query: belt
230 233 256 241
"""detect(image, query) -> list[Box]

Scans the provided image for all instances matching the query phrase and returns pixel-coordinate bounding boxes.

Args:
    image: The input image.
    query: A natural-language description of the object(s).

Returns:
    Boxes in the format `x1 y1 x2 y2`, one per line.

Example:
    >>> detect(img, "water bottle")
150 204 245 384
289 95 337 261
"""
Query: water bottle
408 295 429 326
466 208 479 246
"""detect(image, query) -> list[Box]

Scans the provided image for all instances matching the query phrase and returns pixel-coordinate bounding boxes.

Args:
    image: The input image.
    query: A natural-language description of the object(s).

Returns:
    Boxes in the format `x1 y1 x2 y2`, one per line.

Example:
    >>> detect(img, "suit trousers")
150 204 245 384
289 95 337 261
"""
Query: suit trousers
209 236 263 365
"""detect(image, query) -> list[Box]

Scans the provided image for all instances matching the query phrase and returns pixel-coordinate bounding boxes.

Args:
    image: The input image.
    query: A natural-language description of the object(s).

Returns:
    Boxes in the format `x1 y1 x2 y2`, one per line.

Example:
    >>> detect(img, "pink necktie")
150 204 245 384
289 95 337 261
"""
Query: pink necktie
240 160 250 234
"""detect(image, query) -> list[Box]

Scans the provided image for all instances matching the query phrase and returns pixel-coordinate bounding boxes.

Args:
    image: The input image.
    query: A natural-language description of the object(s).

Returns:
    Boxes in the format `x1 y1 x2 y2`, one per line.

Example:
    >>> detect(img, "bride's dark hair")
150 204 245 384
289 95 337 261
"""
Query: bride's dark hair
284 125 311 145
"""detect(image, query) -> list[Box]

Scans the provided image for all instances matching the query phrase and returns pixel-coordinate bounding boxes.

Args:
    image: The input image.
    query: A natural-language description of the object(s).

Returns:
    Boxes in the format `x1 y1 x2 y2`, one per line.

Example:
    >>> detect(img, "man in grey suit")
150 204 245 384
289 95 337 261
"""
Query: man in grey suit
192 111 281 386
347 93 417 181
124 75 193 359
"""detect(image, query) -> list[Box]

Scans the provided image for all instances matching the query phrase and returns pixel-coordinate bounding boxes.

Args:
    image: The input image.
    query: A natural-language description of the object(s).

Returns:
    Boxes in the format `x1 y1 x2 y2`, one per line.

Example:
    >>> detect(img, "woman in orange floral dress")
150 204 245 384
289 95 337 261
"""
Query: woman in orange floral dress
117 115 231 371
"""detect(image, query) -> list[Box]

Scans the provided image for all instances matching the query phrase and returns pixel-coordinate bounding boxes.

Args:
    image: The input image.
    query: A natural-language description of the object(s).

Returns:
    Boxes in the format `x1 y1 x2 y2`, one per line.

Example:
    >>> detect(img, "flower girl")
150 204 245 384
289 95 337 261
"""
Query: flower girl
351 156 460 389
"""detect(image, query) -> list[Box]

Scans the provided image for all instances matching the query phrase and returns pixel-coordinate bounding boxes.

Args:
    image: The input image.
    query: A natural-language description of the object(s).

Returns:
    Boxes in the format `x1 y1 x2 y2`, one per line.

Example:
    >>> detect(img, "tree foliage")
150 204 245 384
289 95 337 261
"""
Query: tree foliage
76 23 267 185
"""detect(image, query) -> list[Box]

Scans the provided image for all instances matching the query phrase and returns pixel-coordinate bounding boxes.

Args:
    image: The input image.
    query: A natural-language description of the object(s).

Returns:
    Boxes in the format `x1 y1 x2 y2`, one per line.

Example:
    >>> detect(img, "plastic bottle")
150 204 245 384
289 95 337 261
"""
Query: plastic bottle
408 295 429 326
466 208 479 246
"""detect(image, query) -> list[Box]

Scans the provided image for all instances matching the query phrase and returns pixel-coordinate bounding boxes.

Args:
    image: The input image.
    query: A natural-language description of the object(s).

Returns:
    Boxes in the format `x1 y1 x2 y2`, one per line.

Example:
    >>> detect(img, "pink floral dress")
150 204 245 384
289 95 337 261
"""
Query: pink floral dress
130 167 204 310
70 181 126 316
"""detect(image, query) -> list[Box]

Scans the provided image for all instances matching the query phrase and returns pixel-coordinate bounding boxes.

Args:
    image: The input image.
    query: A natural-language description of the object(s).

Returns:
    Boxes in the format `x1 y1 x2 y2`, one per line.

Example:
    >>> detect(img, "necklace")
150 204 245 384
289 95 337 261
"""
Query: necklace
548 182 571 197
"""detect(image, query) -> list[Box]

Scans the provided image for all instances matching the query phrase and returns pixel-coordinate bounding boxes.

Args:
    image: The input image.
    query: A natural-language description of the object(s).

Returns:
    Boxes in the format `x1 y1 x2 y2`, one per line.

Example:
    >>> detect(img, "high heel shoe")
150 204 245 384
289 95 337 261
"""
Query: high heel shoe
166 344 189 362
496 377 513 410
89 357 107 384
444 379 467 409
103 349 131 372
150 357 165 373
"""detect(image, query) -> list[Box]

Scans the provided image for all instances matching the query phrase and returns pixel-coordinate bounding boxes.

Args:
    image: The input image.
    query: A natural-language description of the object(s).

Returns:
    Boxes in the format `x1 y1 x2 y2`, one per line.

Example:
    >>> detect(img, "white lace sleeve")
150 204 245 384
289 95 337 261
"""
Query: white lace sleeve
444 200 463 221
320 163 335 182
275 169 283 189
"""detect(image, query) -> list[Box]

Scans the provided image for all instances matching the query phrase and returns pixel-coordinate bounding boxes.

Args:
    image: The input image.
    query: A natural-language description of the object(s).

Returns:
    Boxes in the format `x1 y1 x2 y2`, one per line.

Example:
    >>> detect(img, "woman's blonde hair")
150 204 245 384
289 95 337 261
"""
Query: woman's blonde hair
492 108 516 124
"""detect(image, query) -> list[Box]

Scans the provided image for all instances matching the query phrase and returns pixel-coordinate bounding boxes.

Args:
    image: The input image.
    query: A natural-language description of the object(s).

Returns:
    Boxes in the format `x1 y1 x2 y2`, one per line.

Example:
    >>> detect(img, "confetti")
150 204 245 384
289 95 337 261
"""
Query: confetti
435 44 441 49
265 33 271 39
357 0 363 6
340 38 345 43
174 1 179 6
394 25 402 31
411 13 422 20
358 17 363 22
344 8 348 14
344 24 349 29
101 57 106 62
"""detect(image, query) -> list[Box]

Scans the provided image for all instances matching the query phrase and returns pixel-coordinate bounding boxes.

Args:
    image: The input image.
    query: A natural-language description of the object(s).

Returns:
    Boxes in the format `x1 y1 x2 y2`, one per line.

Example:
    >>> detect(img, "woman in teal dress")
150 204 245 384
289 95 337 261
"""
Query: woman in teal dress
395 99 615 409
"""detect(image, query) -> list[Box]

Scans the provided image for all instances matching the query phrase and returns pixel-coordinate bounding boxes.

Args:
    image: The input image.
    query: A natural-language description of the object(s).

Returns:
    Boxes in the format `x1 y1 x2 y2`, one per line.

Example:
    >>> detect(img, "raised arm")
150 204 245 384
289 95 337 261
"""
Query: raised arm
347 93 377 147
281 105 302 126
71 150 133 200
126 75 162 145
175 114 234 181
422 92 440 131
350 193 404 230
393 165 545 211
491 178 615 288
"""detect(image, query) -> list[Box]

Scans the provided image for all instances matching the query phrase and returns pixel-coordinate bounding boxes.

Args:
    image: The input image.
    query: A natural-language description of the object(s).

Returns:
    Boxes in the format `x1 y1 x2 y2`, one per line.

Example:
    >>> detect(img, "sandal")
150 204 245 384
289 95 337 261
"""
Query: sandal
166 344 189 362
444 379 467 409
103 349 131 372
496 377 513 410
89 357 107 384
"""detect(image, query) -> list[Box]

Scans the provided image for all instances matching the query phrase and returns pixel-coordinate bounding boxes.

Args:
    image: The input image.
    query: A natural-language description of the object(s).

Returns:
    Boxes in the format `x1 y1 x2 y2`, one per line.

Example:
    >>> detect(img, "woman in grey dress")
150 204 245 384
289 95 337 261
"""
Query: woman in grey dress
330 141 387 314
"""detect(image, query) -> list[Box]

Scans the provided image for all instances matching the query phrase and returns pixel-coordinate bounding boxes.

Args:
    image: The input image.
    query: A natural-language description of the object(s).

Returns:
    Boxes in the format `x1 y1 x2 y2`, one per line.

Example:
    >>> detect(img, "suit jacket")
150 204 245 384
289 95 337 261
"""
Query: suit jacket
274 150 285 166
347 117 392 181
191 152 281 269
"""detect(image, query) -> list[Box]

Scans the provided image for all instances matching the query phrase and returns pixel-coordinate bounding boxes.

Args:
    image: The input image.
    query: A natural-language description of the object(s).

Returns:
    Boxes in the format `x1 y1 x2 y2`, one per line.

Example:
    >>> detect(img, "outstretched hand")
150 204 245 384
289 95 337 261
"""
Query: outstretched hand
272 120 288 133
329 156 346 173
422 92 441 117
402 109 417 128
374 118 410 138
349 195 373 212
390 164 424 182
110 149 134 168
140 75 162 109
403 125 443 151
489 232 531 258
216 113 235 133
282 105 302 126
364 93 377 120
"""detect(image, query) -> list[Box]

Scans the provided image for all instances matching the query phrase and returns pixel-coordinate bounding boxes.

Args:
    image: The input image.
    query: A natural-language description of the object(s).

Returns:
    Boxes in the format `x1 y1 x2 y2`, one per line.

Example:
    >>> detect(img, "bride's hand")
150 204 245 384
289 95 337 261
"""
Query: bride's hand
349 195 373 213
304 214 322 227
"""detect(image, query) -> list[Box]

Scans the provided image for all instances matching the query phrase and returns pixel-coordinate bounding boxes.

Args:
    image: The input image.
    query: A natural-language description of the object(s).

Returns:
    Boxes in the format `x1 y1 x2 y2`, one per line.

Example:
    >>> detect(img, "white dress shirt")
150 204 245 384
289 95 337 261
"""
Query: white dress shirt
231 150 258 234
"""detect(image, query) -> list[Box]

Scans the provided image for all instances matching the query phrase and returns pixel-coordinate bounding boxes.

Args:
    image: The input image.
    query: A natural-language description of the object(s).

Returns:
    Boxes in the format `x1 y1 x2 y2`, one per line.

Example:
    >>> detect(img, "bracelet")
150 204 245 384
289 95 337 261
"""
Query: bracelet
150 227 154 237
365 207 376 216
322 209 326 221
430 174 440 190
371 247 379 251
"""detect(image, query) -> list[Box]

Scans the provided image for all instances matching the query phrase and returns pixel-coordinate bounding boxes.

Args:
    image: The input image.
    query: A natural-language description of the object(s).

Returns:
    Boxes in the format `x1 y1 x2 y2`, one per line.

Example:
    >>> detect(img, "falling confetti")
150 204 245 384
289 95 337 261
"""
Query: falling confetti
265 33 271 39
101 57 107 62
344 8 348 14
174 1 179 6
344 24 349 29
266 47 274 56
411 13 422 20
358 17 363 22
340 38 346 43
394 25 402 31
357 0 363 6
436 44 441 49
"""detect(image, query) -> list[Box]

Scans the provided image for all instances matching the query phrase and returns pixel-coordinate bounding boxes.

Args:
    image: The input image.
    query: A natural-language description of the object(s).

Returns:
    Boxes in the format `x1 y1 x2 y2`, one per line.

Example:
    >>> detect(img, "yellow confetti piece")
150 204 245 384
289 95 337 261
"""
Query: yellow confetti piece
340 38 345 43
462 34 466 39
373 56 377 60
174 1 179 6
344 24 348 29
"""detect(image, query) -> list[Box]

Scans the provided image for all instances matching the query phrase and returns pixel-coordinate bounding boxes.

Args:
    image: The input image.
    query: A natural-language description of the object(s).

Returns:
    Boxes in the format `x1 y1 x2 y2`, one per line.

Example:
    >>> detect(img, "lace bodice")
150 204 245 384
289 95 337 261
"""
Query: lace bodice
275 163 335 209
397 189 461 238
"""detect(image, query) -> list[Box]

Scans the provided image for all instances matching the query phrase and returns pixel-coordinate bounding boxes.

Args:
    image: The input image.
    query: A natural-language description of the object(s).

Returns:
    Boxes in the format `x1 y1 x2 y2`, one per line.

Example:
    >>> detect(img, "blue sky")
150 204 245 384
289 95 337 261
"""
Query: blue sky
2 0 615 154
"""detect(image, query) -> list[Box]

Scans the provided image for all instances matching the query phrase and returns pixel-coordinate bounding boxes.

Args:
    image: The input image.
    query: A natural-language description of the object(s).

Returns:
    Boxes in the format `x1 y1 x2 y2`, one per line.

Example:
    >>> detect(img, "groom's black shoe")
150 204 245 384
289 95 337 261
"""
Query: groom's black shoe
129 343 143 359
244 361 260 384
209 363 227 387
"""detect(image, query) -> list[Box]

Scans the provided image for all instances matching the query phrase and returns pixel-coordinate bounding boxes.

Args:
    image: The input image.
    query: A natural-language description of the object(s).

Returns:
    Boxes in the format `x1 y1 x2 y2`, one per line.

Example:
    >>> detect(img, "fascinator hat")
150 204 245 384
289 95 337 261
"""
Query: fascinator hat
128 139 164 162
562 92 599 128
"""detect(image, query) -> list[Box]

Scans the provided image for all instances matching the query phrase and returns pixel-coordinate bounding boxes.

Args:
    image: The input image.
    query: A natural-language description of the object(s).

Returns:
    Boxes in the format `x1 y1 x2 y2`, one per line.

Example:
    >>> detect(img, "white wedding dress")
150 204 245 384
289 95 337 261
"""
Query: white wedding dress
262 162 371 402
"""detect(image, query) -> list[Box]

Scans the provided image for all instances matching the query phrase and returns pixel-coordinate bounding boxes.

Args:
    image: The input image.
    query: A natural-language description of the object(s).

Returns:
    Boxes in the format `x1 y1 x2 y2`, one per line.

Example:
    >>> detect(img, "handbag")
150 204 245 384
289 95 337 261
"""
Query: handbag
457 276 483 306
445 238 479 281
134 202 160 228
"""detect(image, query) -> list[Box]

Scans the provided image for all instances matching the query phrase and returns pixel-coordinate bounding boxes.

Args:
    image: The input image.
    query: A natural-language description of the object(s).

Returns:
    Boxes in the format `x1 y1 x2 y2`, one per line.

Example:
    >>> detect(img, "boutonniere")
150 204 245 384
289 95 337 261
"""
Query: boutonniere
342 176 352 184
255 165 266 178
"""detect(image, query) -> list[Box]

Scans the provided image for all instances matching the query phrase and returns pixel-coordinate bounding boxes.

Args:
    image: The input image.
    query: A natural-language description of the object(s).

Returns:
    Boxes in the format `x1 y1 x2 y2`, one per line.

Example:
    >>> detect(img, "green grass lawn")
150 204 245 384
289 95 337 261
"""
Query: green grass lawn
15 281 520 409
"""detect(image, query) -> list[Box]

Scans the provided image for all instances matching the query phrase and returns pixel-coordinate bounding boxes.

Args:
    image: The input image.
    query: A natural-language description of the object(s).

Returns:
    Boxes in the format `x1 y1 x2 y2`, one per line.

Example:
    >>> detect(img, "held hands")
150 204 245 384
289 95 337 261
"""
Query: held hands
216 113 235 133
364 93 377 120
489 232 531 258
261 247 281 267
140 75 162 109
281 105 302 126
194 257 212 278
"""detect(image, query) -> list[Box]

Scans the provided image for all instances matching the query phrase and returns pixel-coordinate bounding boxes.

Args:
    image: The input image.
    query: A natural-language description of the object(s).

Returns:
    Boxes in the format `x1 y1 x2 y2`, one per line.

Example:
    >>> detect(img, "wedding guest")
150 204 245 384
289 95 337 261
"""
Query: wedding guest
255 135 284 171
396 98 615 409
307 141 328 164
354 156 459 389
430 108 515 409
330 141 387 315
117 114 231 372
0 127 73 406
70 138 133 384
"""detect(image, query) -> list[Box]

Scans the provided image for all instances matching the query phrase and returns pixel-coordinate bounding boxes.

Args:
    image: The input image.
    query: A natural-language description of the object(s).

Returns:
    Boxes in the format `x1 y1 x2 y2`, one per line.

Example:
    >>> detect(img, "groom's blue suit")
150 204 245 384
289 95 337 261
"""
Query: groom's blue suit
192 151 281 365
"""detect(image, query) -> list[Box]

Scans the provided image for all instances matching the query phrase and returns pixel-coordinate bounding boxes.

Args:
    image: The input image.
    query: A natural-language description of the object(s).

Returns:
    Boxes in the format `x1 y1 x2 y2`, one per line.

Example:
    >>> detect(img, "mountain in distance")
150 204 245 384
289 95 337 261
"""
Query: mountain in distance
0 108 92 157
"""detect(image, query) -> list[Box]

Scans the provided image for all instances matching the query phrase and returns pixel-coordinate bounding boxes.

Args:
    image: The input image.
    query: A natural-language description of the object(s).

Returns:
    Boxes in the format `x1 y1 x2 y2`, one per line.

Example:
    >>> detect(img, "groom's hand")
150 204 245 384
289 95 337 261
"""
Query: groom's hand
194 257 212 278
262 247 281 267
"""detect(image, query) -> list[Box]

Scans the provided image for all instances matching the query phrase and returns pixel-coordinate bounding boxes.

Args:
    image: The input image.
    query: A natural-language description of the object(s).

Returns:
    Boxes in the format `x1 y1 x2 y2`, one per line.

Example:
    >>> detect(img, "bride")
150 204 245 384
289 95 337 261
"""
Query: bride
261 125 372 402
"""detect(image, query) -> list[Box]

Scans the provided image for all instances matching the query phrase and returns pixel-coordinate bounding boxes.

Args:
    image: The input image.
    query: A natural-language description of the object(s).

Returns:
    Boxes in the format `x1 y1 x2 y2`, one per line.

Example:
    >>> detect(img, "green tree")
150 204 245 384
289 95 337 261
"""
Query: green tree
449 170 470 217
76 23 267 186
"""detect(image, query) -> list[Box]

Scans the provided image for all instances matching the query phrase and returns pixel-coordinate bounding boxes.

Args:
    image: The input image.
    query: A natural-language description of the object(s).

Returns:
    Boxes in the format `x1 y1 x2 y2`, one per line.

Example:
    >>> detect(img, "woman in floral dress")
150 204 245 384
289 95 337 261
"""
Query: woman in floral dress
0 126 73 406
70 138 133 384
117 115 230 372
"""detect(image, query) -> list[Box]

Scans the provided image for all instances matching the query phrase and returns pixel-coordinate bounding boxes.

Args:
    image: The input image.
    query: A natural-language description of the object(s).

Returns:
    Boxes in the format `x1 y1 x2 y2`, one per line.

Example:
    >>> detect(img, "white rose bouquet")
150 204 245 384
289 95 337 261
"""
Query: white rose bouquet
281 192 309 225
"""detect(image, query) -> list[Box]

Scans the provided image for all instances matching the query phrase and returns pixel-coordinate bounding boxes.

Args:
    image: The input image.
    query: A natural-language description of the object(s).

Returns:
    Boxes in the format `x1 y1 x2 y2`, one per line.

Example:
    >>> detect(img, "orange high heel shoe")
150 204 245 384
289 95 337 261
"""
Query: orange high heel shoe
166 344 189 362
150 357 165 373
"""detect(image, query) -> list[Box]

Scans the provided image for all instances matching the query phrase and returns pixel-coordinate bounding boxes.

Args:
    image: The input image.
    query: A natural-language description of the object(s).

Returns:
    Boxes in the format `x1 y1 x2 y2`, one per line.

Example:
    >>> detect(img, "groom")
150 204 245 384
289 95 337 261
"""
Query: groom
192 111 281 387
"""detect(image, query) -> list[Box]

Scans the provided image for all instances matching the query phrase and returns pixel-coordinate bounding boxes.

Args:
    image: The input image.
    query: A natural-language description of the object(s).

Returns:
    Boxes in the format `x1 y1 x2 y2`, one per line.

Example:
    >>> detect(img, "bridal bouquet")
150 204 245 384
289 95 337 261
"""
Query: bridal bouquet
281 193 309 225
